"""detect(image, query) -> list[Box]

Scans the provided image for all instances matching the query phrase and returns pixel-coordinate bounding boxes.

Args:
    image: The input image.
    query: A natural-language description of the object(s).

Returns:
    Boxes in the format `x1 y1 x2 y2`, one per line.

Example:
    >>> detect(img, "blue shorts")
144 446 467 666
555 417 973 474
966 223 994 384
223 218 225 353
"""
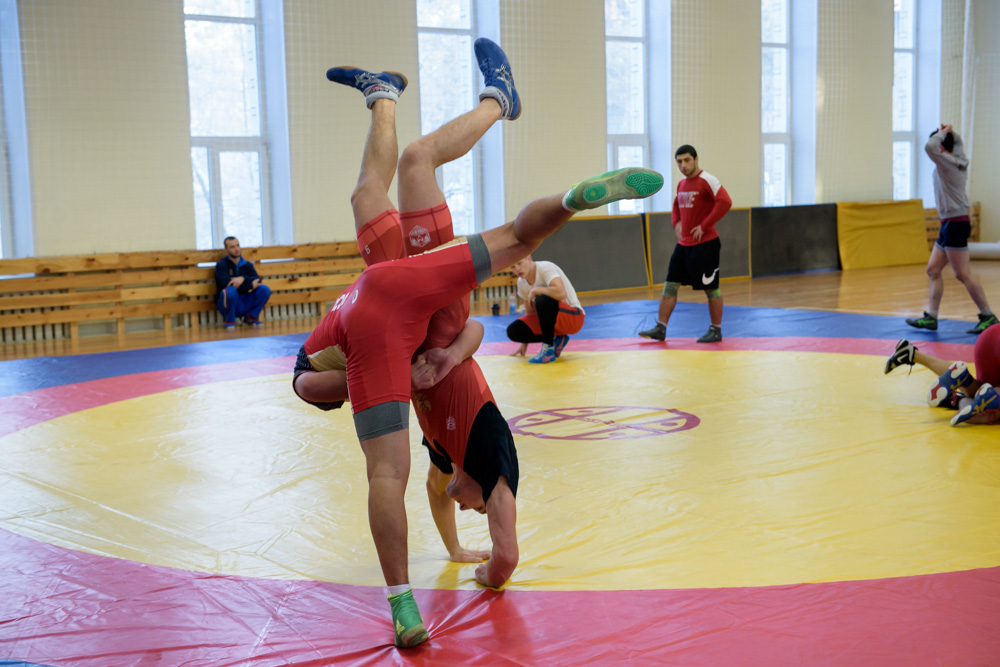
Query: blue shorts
935 217 971 250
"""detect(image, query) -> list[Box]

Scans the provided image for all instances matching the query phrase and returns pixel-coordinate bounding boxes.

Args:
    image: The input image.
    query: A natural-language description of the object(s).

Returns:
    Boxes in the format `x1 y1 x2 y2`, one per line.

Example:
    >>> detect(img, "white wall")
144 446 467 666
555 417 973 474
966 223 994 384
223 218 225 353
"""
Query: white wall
671 0 761 206
7 0 999 256
815 0 894 203
19 0 195 255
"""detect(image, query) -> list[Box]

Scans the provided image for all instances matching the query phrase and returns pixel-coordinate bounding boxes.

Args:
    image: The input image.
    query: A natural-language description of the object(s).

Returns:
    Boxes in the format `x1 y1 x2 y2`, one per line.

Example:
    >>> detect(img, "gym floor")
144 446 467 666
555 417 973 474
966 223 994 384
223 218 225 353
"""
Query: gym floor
1 262 998 665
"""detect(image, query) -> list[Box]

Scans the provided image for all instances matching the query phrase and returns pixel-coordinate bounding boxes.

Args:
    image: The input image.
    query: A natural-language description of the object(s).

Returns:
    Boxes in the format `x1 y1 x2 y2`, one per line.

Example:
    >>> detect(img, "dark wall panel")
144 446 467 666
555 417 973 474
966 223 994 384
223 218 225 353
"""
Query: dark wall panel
749 204 839 275
648 209 751 284
531 215 649 292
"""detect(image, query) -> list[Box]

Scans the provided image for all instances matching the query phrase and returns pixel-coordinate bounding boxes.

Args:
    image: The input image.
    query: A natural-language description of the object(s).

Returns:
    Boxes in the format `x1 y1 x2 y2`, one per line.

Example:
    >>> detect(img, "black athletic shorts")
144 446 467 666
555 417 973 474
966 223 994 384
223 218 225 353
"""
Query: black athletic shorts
422 401 518 502
666 237 721 291
291 345 344 412
935 217 971 250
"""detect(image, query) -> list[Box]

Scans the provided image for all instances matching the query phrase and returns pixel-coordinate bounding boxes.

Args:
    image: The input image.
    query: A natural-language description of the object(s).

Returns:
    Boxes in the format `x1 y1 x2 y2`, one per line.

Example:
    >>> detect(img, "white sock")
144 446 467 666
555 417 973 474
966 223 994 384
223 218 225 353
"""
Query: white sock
561 189 576 212
387 583 411 597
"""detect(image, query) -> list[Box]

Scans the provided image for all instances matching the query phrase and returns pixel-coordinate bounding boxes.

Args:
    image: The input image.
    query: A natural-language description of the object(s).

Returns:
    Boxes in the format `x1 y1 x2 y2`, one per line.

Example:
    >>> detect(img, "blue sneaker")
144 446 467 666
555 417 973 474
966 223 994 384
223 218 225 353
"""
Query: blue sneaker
927 361 973 407
528 343 558 364
474 38 520 120
951 383 1000 426
325 67 407 108
553 335 570 357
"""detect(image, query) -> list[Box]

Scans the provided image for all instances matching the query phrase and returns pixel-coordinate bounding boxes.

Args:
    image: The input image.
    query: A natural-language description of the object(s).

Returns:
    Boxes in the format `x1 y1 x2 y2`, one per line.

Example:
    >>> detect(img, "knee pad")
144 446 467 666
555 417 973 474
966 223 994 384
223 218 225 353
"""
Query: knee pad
706 288 722 301
662 282 680 298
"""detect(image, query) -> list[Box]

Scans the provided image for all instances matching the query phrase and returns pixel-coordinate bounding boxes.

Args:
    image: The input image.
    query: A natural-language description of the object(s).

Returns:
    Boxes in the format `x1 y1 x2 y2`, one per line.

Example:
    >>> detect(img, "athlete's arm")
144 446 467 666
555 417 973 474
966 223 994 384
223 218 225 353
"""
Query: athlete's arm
672 195 682 239
294 369 349 403
412 319 485 390
426 465 491 563
527 276 567 304
702 185 732 229
476 477 518 588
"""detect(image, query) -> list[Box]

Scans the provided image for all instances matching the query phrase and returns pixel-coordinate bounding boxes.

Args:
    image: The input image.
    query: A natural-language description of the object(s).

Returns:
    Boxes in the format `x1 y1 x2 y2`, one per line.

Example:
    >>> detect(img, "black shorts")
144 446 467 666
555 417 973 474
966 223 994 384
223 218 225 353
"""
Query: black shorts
291 345 344 412
935 217 971 250
422 401 518 502
666 237 721 290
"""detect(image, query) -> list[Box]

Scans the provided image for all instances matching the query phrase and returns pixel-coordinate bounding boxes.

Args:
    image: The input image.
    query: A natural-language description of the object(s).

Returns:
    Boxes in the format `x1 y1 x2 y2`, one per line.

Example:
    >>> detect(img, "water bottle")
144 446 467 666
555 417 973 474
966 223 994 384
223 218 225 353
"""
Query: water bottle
508 292 517 315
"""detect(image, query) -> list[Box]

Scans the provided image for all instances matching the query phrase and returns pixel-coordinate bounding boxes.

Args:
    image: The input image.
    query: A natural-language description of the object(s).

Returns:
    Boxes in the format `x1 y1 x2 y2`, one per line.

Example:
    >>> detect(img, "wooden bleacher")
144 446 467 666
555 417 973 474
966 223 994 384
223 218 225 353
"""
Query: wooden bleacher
0 243 517 345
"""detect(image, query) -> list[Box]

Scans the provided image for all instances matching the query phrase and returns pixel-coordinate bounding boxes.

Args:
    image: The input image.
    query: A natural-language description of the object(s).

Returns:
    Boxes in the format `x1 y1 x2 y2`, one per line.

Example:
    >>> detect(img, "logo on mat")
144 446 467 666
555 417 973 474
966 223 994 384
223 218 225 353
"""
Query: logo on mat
701 268 720 285
507 406 699 440
409 225 431 249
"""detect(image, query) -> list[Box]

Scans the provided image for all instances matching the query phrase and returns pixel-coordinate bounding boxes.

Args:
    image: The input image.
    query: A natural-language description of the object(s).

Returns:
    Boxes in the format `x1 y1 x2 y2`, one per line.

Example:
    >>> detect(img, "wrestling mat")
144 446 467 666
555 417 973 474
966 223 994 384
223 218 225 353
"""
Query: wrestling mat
1 302 997 665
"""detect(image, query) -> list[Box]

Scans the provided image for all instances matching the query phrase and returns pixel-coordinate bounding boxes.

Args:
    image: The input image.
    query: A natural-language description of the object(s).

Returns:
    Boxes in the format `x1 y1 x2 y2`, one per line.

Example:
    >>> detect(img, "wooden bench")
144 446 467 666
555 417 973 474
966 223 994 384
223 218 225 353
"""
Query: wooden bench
0 243 518 344
0 243 367 343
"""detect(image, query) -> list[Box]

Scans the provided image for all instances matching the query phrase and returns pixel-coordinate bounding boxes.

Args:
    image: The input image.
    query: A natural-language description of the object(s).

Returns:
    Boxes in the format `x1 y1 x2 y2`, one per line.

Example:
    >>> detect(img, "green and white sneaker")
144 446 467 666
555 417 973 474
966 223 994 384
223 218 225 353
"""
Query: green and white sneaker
967 313 999 335
388 589 428 648
905 311 938 331
564 167 664 211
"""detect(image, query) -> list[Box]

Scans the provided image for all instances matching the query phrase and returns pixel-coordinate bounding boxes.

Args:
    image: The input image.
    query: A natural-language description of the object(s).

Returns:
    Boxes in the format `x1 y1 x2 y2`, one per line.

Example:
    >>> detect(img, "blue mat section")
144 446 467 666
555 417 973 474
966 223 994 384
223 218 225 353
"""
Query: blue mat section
478 301 979 346
0 302 978 397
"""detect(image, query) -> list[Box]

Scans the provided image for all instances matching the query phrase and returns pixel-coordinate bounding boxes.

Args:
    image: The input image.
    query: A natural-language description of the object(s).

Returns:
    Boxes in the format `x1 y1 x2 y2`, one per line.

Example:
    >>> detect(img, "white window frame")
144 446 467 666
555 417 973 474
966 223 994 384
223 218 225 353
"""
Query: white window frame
185 0 273 249
761 0 791 207
893 0 918 201
0 0 32 258
605 0 651 215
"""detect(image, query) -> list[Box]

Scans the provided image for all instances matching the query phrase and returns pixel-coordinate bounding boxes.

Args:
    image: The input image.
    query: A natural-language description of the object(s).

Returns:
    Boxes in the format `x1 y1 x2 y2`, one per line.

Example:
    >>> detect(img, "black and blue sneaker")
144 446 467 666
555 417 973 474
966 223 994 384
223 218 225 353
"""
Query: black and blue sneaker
553 335 570 357
951 383 1000 426
927 361 972 407
474 38 520 120
325 67 407 108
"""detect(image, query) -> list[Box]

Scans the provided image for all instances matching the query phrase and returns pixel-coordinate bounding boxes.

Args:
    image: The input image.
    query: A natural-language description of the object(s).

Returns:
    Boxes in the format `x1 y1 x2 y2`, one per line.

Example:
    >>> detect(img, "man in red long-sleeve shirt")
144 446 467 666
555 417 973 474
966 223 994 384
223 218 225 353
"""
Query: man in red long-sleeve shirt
639 144 732 343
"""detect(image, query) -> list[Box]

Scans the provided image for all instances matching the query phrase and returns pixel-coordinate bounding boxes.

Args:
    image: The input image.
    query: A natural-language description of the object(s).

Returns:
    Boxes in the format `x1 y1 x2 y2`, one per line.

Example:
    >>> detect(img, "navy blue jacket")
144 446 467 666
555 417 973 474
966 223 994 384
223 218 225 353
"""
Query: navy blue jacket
214 256 262 298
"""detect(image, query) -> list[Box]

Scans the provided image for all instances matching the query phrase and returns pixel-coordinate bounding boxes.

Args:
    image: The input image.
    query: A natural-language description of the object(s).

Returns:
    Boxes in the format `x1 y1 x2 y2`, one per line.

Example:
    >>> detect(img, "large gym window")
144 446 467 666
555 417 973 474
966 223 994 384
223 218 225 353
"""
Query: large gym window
605 0 650 215
184 0 271 249
762 0 790 207
416 0 483 236
892 0 917 201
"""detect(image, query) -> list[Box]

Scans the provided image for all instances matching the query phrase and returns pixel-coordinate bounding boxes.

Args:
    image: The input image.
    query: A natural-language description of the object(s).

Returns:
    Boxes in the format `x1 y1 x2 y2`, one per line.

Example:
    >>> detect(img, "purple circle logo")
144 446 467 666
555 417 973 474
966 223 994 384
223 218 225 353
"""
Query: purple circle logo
507 406 700 441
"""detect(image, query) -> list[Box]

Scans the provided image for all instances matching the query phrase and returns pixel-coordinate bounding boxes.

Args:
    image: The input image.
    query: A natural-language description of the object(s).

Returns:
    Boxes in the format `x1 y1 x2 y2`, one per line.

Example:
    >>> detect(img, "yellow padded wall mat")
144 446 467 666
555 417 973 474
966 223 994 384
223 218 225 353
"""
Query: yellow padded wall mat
837 200 930 270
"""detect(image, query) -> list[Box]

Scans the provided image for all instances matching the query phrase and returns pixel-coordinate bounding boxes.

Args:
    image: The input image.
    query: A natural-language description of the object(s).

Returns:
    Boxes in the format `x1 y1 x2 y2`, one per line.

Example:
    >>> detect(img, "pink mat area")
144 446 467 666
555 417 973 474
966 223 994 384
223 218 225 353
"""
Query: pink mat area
2 527 998 666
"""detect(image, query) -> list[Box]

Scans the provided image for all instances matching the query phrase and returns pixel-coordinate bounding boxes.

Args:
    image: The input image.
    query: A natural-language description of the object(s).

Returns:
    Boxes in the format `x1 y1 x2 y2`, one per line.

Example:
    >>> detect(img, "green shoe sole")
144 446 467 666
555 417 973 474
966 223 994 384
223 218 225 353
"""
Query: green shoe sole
569 167 664 210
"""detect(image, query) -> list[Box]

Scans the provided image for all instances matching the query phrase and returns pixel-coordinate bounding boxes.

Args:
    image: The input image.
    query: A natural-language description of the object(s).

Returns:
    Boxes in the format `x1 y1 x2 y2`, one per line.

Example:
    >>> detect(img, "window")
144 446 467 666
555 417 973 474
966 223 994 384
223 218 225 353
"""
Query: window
605 0 650 215
184 0 270 249
892 0 916 200
416 0 480 236
0 0 31 258
762 0 790 206
0 60 8 258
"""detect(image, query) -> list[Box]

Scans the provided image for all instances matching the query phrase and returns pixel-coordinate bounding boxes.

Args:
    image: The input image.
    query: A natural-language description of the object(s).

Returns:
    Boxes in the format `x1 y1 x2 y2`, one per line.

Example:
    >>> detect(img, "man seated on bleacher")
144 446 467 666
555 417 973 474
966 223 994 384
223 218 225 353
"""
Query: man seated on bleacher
214 236 271 328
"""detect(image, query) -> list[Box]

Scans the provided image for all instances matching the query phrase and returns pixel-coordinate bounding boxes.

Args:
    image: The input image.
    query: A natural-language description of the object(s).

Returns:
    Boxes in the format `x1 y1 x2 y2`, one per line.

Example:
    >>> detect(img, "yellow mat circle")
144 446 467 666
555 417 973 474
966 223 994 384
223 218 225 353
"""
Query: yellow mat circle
1 350 997 591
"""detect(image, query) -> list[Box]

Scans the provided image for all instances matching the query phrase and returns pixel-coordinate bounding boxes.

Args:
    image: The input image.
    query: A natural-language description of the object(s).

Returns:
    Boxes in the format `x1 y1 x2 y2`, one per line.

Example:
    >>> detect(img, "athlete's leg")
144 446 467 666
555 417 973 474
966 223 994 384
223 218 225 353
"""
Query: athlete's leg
925 246 949 315
361 428 428 648
912 348 959 377
352 99 399 228
708 292 723 327
397 99 502 212
533 295 559 345
657 294 678 325
397 36 517 212
479 195 572 272
946 247 993 313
